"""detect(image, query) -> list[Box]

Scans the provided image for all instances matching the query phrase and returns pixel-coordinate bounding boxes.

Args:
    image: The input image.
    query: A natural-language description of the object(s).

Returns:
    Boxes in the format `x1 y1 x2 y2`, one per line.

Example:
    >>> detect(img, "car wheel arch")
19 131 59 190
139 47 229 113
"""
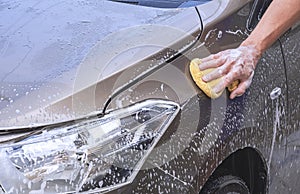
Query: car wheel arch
200 147 268 194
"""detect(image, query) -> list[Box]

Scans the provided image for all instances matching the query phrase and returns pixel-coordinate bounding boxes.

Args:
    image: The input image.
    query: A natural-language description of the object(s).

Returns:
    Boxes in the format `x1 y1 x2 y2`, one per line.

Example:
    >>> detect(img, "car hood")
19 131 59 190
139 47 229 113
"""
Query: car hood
0 0 201 129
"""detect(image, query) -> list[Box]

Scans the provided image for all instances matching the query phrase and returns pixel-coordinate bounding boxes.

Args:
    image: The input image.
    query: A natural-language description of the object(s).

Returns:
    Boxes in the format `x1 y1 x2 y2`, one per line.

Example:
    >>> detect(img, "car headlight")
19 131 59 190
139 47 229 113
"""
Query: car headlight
0 100 179 193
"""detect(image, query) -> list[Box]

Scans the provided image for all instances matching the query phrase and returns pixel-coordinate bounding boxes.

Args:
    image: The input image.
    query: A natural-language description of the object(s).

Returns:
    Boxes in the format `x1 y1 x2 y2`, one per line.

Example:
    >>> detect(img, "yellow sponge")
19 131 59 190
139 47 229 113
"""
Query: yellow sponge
189 58 239 99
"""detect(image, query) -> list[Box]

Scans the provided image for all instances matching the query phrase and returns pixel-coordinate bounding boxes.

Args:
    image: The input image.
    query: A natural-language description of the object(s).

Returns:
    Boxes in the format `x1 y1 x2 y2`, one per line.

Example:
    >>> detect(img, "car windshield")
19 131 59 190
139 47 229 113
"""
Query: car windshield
109 0 212 8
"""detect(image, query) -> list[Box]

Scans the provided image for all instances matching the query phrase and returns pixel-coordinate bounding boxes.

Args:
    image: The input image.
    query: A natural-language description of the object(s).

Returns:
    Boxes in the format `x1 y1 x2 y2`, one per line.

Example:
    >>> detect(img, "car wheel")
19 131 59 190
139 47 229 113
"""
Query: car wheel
200 175 250 194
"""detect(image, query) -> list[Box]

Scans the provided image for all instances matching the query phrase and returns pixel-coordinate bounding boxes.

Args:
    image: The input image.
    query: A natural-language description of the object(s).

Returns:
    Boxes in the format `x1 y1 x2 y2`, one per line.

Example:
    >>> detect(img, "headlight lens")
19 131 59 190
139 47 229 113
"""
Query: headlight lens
0 100 179 193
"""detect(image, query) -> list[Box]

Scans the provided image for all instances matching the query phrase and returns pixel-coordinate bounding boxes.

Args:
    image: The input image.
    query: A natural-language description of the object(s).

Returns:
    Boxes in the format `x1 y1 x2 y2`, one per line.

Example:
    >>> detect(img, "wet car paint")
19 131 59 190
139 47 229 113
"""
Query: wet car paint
0 0 201 128
104 1 299 193
268 24 300 193
0 0 299 193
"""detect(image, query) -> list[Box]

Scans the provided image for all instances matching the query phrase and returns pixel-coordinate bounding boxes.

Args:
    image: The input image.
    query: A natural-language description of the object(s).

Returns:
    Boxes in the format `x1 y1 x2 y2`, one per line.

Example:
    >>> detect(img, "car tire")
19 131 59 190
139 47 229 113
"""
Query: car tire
200 175 250 194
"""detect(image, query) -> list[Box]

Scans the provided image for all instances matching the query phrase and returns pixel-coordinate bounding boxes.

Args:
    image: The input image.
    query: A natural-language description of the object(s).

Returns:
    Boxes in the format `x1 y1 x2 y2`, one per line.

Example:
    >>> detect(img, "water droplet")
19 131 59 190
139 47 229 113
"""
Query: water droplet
217 30 223 39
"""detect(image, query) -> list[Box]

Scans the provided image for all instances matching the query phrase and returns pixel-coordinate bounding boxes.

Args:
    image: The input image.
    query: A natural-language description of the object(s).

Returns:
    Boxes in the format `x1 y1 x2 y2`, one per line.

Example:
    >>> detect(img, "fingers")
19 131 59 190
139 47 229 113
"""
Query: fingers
201 53 221 62
197 45 259 99
212 66 253 96
202 60 233 82
213 72 234 94
229 71 254 99
229 81 249 99
199 54 225 71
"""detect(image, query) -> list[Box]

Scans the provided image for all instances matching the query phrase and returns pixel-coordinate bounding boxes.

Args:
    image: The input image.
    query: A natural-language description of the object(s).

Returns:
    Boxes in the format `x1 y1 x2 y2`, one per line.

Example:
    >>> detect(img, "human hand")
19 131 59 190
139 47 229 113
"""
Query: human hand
199 45 262 99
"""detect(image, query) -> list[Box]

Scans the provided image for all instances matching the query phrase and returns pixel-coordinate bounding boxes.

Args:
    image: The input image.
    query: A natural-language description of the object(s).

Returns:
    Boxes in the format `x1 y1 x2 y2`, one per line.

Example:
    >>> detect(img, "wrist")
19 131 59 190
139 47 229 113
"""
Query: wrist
240 39 264 57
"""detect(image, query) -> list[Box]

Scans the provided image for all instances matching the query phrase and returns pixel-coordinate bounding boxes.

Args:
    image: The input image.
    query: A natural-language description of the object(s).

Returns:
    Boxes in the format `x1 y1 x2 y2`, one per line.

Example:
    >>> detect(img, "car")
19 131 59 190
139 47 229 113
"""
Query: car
0 0 299 193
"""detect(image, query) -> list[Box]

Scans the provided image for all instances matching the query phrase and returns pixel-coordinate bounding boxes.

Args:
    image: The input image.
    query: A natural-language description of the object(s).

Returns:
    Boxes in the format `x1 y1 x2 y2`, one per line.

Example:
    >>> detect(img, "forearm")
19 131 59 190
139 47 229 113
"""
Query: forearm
241 0 300 55
198 0 300 99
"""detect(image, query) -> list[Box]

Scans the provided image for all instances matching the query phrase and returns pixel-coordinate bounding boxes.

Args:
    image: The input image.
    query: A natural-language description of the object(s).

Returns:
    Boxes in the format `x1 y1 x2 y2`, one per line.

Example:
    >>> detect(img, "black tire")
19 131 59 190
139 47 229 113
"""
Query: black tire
200 175 250 194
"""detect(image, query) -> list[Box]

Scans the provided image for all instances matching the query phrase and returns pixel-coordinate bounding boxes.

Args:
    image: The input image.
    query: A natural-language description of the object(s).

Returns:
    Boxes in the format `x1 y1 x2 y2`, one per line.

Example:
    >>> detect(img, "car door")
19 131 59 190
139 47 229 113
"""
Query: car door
195 0 288 193
270 21 300 193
